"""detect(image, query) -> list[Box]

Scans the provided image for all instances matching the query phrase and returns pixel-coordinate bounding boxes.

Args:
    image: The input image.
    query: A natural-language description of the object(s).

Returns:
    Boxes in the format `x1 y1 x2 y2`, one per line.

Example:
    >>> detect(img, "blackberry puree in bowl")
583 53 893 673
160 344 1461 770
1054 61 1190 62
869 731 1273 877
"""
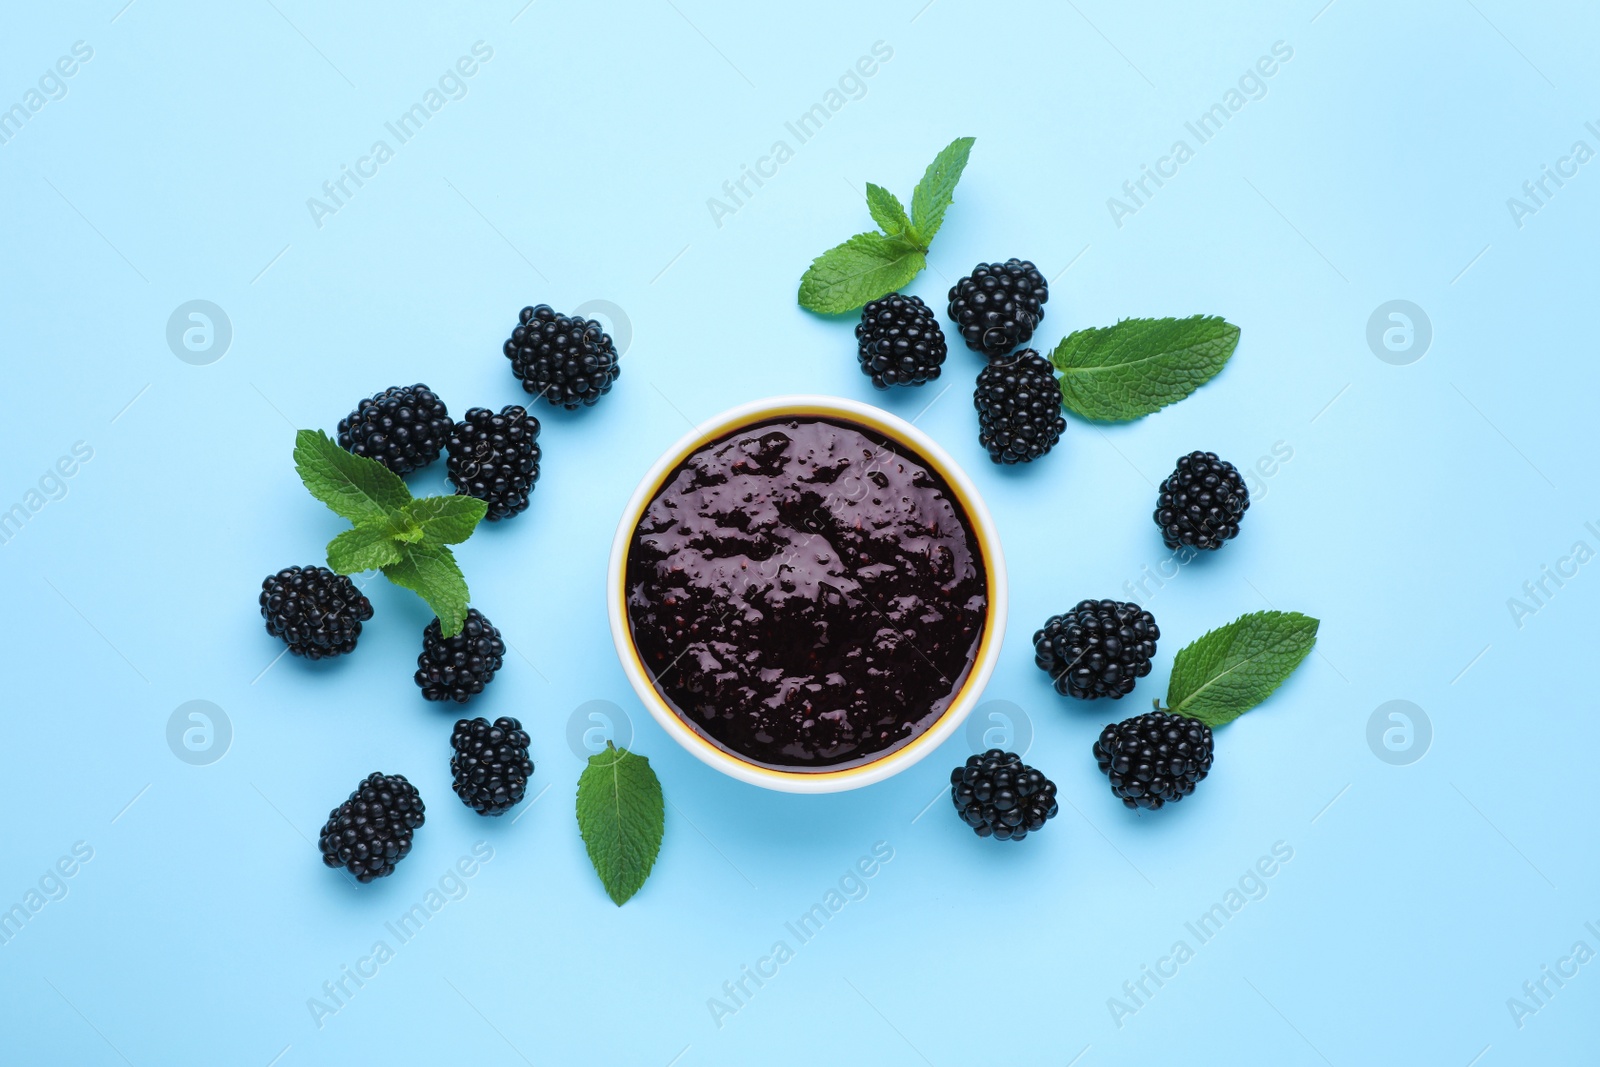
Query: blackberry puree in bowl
625 417 988 772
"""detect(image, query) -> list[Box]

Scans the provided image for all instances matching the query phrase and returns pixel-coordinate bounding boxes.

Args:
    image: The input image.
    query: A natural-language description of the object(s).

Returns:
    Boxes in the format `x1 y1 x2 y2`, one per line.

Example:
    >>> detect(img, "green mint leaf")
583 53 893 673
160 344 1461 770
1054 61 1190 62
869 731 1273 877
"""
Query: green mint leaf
864 182 911 238
798 138 971 314
400 495 488 547
294 429 412 524
326 523 403 573
1167 611 1320 727
380 542 470 637
798 231 926 315
1050 315 1241 422
576 742 665 906
908 135 974 244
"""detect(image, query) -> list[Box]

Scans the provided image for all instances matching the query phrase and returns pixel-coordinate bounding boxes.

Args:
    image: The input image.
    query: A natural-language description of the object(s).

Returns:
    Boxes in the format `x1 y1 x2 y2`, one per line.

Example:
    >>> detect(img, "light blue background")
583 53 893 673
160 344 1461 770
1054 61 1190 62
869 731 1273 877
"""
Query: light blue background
2 1 1596 1063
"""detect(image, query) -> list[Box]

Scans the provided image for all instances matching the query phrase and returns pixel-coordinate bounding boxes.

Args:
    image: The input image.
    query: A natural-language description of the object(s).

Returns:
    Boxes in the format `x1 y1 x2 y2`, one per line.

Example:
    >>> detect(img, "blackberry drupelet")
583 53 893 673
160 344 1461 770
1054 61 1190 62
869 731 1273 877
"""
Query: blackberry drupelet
947 259 1048 357
450 716 534 816
950 749 1060 841
504 304 621 410
336 383 451 474
1094 711 1214 810
1034 599 1159 701
974 349 1067 463
318 772 425 882
259 565 373 659
854 293 948 388
1154 451 1250 551
415 608 505 703
446 405 541 521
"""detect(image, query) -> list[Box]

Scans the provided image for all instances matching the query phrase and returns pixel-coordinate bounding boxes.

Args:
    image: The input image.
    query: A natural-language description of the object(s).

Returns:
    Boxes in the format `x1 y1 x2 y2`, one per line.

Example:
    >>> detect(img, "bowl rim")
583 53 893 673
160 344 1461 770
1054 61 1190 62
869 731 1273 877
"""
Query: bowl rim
606 394 1007 794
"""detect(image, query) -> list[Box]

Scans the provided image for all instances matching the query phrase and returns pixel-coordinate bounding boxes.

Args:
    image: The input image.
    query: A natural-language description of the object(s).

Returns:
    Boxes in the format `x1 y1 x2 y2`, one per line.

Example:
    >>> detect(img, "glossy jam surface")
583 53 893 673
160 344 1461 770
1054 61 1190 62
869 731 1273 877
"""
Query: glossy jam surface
626 417 987 771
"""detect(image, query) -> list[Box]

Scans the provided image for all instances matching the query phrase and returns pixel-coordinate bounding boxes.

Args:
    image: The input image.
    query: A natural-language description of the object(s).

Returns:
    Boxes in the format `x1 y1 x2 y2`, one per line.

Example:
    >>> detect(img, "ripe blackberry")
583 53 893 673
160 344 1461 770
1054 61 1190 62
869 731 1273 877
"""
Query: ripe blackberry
447 405 541 521
951 750 1060 841
318 772 425 882
854 293 947 388
974 350 1066 463
336 384 451 474
450 716 534 816
505 304 621 410
1034 599 1159 701
1154 451 1250 551
259 565 373 660
1094 711 1214 810
415 608 505 703
947 259 1048 357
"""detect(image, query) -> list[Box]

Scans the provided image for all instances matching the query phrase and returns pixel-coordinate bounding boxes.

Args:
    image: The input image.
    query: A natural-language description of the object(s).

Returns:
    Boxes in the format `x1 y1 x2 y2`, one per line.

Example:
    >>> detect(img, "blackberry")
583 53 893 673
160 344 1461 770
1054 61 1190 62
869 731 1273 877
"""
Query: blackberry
336 384 451 474
447 405 541 521
450 716 534 816
854 293 948 388
974 350 1066 463
415 608 505 703
947 259 1048 357
951 750 1060 841
1154 451 1250 551
505 304 621 410
1034 599 1159 701
259 565 373 660
1094 711 1214 810
318 772 425 882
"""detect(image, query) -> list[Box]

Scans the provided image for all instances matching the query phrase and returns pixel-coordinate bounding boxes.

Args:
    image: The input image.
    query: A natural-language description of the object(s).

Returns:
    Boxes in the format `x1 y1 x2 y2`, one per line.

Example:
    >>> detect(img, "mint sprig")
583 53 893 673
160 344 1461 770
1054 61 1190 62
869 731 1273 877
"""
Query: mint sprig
293 429 486 637
1166 611 1319 727
1049 315 1241 422
798 136 975 314
576 743 665 906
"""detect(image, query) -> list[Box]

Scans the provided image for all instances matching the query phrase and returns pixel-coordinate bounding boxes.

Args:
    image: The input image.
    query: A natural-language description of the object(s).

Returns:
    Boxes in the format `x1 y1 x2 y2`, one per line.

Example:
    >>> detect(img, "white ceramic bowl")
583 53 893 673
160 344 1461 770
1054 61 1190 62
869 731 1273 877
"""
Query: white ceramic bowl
607 395 1007 793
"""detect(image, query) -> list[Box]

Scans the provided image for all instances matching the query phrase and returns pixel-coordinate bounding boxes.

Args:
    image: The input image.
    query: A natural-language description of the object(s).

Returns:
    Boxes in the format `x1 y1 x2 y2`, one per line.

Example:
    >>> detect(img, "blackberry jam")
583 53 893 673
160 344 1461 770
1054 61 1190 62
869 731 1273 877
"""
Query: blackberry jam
626 417 988 771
